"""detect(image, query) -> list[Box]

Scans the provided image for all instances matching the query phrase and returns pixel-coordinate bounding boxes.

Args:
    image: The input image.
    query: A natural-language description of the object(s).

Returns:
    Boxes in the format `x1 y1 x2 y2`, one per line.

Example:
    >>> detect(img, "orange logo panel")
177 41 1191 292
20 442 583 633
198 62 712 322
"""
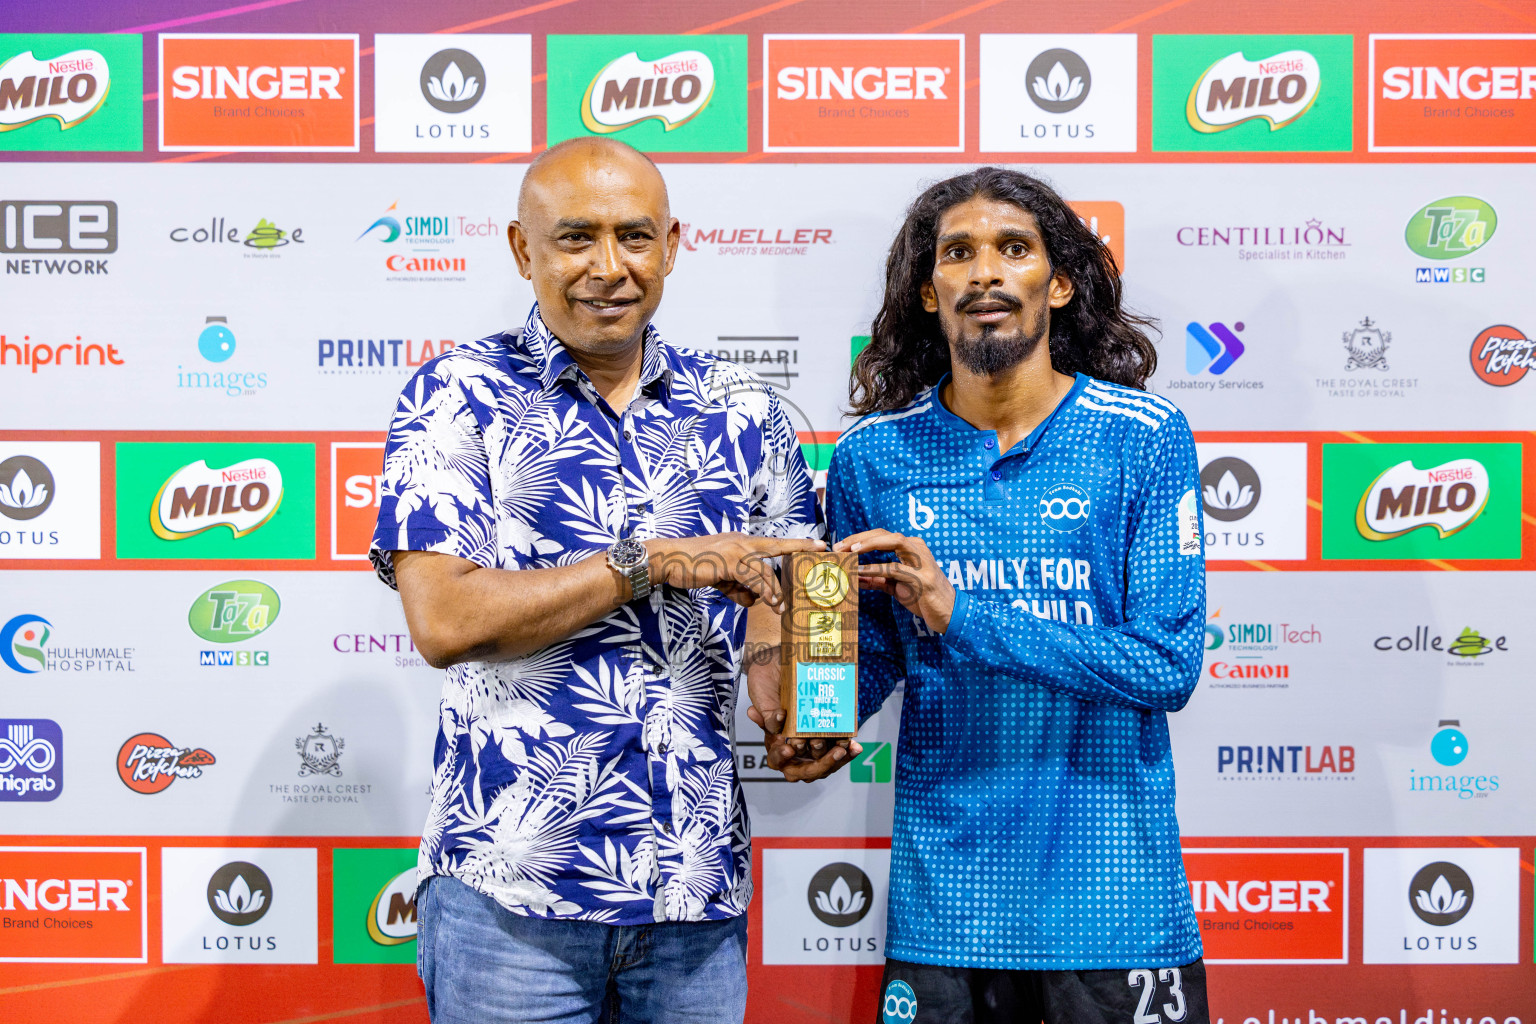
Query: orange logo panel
332 443 384 560
1068 201 1126 273
1372 36 1536 150
160 35 359 151
1183 848 1347 963
764 36 963 151
0 847 145 962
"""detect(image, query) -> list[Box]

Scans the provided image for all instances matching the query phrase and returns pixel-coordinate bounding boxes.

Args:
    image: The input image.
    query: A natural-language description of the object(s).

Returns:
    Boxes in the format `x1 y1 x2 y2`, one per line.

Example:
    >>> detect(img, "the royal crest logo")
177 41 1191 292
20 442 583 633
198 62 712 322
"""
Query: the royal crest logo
151 458 283 540
581 49 714 133
1343 317 1391 371
1186 49 1322 132
117 732 215 794
1356 458 1489 541
0 48 110 132
295 723 343 777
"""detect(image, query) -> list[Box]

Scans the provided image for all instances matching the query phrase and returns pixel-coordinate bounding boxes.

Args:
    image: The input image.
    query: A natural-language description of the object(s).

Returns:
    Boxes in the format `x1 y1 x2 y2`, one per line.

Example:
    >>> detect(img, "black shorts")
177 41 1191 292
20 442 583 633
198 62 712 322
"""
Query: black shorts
878 957 1209 1024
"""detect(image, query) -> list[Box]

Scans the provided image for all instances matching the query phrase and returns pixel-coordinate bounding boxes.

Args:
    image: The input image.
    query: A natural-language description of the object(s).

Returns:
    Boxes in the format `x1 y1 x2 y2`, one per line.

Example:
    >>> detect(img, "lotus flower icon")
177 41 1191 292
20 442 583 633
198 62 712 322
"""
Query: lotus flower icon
1032 61 1085 104
0 467 47 513
814 874 867 917
428 61 479 105
1203 470 1253 513
1414 874 1467 916
214 872 266 916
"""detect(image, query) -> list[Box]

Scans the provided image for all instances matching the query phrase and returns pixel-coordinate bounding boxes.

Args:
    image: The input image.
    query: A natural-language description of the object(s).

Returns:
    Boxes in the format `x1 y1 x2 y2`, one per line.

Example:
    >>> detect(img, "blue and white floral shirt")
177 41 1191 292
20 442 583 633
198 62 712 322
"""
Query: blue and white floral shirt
371 306 822 925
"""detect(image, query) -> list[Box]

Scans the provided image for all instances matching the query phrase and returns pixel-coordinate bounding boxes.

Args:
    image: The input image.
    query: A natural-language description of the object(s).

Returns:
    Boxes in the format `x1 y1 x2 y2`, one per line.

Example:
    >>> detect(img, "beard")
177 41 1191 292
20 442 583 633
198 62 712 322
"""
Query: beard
948 300 1050 376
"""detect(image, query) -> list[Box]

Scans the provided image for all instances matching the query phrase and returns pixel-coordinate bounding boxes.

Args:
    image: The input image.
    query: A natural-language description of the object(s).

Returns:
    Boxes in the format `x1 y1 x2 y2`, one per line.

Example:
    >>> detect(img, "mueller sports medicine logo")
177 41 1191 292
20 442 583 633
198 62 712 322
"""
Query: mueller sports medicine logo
160 34 359 151
0 719 62 801
117 732 215 793
151 458 282 540
1180 321 1248 382
1469 324 1532 386
1 200 115 276
678 223 833 257
1182 848 1346 964
1356 458 1488 541
0 846 146 962
583 49 714 133
0 47 110 131
1370 35 1536 151
764 35 964 152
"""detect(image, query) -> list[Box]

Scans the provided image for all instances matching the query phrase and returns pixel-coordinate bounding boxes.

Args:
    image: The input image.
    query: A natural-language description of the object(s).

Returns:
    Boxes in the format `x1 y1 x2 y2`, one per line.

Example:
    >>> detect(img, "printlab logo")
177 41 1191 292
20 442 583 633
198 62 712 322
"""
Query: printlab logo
117 732 215 794
0 718 62 801
0 34 144 151
1039 482 1090 532
1026 48 1089 112
1185 320 1245 375
1200 457 1259 522
1469 325 1532 387
295 723 343 777
0 455 54 520
1409 861 1473 926
421 49 483 113
806 863 873 927
0 613 50 673
207 861 272 926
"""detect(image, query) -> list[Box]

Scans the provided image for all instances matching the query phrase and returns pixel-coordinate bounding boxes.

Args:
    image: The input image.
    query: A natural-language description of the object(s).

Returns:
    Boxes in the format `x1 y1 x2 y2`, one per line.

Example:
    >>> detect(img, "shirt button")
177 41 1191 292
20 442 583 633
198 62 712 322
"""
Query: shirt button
984 438 994 449
991 470 1002 481
623 430 632 441
661 821 673 834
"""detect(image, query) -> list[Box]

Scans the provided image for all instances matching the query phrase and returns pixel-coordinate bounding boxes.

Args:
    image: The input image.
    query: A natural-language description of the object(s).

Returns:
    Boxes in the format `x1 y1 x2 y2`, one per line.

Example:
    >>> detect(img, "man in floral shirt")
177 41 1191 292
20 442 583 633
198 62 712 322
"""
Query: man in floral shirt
371 138 827 1023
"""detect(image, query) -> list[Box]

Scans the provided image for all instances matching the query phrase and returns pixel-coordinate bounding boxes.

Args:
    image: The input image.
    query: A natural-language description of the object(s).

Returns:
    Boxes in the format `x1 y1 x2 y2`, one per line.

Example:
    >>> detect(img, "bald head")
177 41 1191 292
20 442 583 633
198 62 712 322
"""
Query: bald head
518 137 669 223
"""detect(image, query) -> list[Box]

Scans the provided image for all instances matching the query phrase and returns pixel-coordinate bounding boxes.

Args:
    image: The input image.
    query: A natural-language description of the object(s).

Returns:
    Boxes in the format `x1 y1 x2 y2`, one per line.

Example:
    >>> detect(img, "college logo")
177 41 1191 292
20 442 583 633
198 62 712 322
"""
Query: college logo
1184 320 1245 375
0 613 49 672
1469 324 1532 386
169 216 305 255
207 861 271 926
0 846 146 962
1374 626 1509 664
332 848 419 963
0 719 62 801
1370 35 1536 152
1183 848 1347 963
295 723 343 777
1 199 116 278
548 35 746 152
151 458 282 540
1355 458 1488 540
1039 482 1090 532
0 34 143 151
1200 457 1260 522
372 35 531 154
765 35 964 152
1364 847 1518 963
0 454 52 520
807 863 874 927
762 848 888 964
1405 196 1496 263
1152 35 1352 152
117 732 215 794
160 34 359 152
162 847 318 963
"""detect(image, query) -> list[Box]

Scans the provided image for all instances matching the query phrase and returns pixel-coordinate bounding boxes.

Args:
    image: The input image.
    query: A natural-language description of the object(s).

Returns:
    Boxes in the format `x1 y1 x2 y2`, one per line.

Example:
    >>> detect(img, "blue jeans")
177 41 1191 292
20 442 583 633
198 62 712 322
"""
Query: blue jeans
416 875 748 1024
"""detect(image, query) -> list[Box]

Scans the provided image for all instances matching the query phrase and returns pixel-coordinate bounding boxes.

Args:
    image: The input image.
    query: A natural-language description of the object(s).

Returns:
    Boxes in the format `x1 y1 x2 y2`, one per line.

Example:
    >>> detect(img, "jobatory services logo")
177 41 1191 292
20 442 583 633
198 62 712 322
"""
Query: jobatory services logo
1175 321 1264 391
1182 848 1347 963
115 442 316 561
159 34 359 152
1469 324 1532 386
0 846 146 962
764 35 964 152
1370 35 1536 151
1 199 116 277
762 848 889 964
1321 442 1522 561
1363 847 1518 963
372 35 532 154
0 442 99 558
161 847 318 963
0 718 62 801
179 316 268 398
332 847 418 963
1152 35 1353 152
117 732 215 794
1195 443 1307 560
0 34 143 151
547 35 746 152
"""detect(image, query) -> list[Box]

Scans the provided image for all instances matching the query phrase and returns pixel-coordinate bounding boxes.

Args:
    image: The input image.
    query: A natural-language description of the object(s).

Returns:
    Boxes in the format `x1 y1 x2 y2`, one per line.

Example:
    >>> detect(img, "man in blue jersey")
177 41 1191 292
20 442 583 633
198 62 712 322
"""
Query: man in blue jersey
783 168 1210 1023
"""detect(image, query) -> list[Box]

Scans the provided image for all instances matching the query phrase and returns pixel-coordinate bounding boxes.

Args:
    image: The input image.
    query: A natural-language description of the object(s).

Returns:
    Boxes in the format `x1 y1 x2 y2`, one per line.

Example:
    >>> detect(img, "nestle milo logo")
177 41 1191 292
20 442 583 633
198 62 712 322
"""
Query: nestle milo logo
1405 196 1497 260
188 580 280 643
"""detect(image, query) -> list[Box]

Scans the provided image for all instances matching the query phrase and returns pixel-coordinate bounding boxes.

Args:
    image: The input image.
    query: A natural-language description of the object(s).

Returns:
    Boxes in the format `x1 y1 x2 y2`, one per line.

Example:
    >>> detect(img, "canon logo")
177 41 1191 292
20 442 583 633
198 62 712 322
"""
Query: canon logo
1380 65 1536 100
1188 879 1331 914
2 876 131 911
169 64 345 101
774 66 947 102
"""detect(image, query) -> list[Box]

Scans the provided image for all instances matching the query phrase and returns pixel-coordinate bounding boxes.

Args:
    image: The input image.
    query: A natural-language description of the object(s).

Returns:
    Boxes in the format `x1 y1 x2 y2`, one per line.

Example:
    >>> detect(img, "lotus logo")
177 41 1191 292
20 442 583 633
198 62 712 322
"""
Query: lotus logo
1025 48 1091 114
806 862 874 927
207 861 272 926
1199 457 1260 522
420 48 485 114
0 456 54 521
1408 861 1473 926
1356 458 1488 541
0 49 111 131
582 50 715 133
1186 50 1322 132
1186 321 1245 375
151 458 283 540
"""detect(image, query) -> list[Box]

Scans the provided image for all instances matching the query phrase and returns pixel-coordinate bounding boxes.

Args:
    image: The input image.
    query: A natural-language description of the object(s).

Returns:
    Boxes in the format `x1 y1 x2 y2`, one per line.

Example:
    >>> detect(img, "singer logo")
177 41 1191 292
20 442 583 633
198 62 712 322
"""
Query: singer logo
582 49 714 133
1356 459 1489 541
331 442 384 560
159 34 359 151
1370 35 1536 151
764 35 964 151
0 847 146 961
151 458 283 540
1186 49 1322 132
1182 848 1347 963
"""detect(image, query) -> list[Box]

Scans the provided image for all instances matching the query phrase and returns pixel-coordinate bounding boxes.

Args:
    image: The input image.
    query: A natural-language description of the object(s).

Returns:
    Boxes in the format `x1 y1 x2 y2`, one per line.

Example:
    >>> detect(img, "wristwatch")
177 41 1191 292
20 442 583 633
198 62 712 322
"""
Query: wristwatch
607 538 653 601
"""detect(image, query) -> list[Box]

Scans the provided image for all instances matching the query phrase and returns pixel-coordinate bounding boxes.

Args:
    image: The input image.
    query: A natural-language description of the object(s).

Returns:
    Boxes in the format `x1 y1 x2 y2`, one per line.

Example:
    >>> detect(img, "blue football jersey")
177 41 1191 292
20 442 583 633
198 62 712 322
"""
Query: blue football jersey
824 372 1207 970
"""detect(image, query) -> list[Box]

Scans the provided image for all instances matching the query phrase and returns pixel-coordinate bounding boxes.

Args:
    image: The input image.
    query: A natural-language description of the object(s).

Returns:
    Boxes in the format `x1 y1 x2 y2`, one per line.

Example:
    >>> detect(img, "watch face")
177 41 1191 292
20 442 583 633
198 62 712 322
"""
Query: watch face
611 539 646 569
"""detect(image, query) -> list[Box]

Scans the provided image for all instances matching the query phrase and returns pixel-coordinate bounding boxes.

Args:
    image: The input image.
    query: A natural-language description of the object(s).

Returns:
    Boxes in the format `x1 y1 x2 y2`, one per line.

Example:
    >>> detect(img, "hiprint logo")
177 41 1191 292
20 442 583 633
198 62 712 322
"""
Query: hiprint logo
116 732 215 794
806 862 874 927
765 35 964 152
0 34 143 151
1186 49 1322 133
1355 458 1488 541
0 332 124 372
1182 848 1347 963
1408 861 1473 926
0 718 62 801
1469 324 1532 386
1370 35 1536 152
0 846 147 962
207 861 272 926
151 458 283 541
0 613 50 673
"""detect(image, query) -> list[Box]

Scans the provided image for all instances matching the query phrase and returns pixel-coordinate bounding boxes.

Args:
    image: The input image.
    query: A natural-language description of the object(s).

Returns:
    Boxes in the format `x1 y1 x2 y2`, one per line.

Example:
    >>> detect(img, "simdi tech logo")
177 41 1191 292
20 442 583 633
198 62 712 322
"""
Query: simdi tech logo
978 35 1138 153
1321 442 1522 560
547 35 746 152
764 35 964 152
372 34 532 154
115 442 316 560
0 846 147 962
1152 35 1353 152
0 34 143 151
1370 35 1536 151
159 34 359 152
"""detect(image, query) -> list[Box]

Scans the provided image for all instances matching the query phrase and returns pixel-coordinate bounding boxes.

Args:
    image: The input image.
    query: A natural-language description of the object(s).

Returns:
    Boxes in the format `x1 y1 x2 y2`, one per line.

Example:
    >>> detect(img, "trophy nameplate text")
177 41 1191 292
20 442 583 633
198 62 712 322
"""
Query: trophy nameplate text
779 551 858 739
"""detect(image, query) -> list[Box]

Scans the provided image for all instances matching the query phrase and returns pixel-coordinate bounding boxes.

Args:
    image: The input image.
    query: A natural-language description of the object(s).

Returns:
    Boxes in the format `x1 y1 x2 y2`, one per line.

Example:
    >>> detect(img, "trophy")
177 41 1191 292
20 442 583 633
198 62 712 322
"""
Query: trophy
779 551 858 738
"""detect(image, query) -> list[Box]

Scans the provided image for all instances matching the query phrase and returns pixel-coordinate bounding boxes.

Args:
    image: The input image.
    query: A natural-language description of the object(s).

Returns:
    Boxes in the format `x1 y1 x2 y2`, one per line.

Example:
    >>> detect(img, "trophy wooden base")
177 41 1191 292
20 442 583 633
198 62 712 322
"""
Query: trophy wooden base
778 551 859 739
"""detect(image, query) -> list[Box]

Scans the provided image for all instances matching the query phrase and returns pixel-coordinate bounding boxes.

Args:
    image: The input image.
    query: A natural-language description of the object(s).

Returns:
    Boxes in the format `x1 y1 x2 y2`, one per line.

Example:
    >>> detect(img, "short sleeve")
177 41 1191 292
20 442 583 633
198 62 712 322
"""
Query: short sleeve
369 363 497 589
745 391 825 542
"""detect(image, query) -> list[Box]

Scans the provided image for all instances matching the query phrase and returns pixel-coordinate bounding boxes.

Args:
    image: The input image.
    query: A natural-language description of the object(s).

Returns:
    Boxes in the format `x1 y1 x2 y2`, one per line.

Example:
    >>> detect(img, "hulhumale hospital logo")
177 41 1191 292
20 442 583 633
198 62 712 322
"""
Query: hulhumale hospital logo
1 613 50 673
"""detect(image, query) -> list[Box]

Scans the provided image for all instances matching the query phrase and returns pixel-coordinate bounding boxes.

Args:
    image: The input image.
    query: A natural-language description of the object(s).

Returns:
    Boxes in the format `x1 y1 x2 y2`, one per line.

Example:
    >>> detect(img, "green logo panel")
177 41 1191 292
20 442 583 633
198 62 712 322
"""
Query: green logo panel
1152 34 1353 152
1405 196 1497 260
546 35 747 152
0 34 144 152
114 442 316 560
332 847 418 964
188 580 280 642
1321 442 1523 561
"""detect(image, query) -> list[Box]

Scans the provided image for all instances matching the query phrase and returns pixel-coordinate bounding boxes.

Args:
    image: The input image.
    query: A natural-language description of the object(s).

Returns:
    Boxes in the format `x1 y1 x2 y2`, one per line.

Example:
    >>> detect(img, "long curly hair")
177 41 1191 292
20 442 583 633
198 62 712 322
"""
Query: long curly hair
851 168 1158 415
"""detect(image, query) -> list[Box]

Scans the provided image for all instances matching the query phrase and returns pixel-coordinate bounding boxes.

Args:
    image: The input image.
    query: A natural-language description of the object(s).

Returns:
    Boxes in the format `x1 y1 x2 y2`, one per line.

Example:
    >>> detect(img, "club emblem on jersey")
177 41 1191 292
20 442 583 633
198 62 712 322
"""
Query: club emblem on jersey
1040 482 1090 532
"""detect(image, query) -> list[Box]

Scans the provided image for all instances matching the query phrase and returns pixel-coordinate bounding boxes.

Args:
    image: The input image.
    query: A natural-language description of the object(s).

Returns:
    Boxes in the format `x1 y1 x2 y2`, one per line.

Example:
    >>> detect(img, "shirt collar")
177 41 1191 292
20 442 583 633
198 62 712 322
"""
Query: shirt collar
520 304 672 400
928 371 1088 450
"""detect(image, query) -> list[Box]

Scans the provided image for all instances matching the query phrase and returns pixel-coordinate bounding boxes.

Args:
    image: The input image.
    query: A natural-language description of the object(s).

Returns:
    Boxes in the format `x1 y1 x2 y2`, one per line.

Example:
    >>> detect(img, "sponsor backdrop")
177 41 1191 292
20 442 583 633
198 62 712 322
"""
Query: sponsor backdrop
1 1 1533 1022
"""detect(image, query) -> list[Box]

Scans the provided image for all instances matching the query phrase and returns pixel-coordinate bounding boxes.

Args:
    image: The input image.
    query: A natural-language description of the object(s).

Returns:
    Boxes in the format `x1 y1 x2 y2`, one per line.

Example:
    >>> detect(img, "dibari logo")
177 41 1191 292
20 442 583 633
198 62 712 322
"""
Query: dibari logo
295 723 343 777
2 199 116 277
0 719 62 801
1200 456 1259 521
117 732 215 793
1356 458 1487 541
806 862 873 927
1370 35 1536 152
151 458 282 540
0 34 143 151
583 48 713 133
0 455 53 519
1469 324 1532 387
1039 482 1090 532
1409 861 1473 927
208 861 272 926
1 613 49 673
1187 48 1321 133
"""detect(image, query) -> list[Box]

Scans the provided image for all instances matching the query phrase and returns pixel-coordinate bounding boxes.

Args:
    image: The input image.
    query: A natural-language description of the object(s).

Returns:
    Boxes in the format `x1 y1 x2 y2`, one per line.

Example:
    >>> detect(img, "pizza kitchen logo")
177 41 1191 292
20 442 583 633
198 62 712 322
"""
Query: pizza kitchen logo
1469 324 1532 387
151 458 282 540
117 731 215 793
